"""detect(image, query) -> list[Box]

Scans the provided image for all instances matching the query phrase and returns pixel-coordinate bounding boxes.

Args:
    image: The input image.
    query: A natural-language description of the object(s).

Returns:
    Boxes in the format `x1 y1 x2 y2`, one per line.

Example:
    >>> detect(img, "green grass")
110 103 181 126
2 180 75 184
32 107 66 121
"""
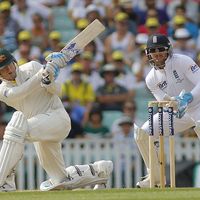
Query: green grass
1 188 200 200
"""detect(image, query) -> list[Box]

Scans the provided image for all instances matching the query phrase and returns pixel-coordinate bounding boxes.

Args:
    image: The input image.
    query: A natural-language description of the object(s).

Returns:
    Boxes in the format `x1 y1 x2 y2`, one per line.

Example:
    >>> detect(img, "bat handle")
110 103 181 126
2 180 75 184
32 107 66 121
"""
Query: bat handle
41 75 51 85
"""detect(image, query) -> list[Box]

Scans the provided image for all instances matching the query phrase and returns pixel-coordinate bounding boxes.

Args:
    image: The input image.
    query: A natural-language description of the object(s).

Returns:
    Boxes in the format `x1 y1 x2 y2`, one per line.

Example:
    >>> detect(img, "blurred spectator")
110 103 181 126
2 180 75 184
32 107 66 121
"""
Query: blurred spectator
13 30 41 61
112 113 135 187
61 62 95 125
32 0 66 7
83 105 110 138
118 0 138 35
133 0 169 25
11 0 53 31
96 64 129 111
104 12 135 65
104 2 122 34
0 13 17 52
138 17 167 35
80 51 104 91
15 43 31 65
31 13 48 51
172 28 196 59
67 0 106 23
132 33 148 62
111 50 136 98
168 11 199 40
84 40 104 70
112 115 134 140
0 1 21 35
167 0 199 23
67 0 92 22
47 31 63 52
63 103 84 139
132 44 151 85
111 100 136 136
75 18 89 31
85 3 105 24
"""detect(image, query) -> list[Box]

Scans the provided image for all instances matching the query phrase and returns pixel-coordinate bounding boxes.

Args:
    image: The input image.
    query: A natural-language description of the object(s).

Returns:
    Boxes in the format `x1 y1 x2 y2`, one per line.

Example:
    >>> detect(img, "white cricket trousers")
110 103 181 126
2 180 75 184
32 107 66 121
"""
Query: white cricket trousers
26 108 71 184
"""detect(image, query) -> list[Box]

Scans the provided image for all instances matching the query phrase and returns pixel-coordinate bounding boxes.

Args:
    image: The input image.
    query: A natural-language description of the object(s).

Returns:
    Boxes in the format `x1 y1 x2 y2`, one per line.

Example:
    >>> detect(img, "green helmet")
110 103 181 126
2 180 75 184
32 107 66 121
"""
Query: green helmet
0 48 16 68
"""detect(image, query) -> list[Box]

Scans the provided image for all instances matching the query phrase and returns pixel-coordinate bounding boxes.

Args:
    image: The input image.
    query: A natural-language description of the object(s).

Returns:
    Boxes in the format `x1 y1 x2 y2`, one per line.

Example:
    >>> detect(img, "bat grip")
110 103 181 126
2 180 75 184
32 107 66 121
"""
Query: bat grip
41 75 51 85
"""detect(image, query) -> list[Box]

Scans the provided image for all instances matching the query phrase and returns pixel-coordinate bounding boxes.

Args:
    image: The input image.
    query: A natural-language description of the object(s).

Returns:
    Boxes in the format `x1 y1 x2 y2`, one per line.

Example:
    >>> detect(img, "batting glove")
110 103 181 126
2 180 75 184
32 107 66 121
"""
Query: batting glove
45 52 68 68
42 63 60 85
171 90 193 118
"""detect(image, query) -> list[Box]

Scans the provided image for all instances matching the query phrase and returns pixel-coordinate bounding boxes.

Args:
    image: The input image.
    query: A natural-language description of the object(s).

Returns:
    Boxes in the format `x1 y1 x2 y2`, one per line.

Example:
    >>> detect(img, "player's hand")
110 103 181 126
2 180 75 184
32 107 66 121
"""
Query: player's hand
45 52 68 68
42 63 60 85
171 90 193 118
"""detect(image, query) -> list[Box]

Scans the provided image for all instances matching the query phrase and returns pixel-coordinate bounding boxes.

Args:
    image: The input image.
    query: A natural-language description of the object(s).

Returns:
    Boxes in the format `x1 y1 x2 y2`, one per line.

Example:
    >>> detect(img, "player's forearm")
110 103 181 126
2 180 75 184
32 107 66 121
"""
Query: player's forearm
1 70 42 101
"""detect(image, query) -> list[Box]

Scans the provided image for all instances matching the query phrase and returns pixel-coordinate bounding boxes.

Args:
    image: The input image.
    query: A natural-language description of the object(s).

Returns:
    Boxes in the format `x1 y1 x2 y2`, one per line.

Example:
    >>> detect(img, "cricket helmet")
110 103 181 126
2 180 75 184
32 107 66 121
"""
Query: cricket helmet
145 34 172 68
0 48 16 68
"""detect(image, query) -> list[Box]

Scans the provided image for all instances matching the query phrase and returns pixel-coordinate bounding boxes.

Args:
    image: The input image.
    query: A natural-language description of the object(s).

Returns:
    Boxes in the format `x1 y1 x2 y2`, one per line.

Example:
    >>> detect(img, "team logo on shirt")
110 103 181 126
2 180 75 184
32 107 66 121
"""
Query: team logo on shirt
173 70 183 83
190 64 199 73
158 81 167 90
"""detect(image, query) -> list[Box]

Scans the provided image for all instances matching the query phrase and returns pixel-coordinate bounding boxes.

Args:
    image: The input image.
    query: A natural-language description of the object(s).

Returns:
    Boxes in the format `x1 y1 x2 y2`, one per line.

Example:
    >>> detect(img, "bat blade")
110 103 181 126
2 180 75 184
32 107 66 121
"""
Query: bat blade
42 19 105 84
60 19 105 62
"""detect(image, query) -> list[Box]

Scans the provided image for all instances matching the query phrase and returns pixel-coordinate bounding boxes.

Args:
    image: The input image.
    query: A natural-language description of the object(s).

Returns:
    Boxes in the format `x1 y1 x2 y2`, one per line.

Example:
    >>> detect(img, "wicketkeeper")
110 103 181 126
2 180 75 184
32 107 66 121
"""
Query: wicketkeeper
135 34 200 188
0 48 113 192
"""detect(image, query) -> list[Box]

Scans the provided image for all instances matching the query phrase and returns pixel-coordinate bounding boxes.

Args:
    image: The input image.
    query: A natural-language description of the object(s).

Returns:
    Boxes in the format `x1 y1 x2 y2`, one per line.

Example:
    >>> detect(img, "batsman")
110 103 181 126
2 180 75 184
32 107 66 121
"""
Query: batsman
0 48 113 191
135 34 200 188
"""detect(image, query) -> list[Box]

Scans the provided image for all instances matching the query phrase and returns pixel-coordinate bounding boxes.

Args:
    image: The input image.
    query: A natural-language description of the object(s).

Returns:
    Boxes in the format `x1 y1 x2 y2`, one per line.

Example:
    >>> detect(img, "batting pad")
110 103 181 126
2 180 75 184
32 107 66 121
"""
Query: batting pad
0 111 27 186
0 140 24 186
134 125 160 182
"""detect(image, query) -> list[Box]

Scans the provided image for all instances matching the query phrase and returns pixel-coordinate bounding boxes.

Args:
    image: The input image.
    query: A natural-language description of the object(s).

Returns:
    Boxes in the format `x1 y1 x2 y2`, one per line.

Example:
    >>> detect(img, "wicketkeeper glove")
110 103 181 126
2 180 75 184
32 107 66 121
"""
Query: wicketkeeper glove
171 90 193 119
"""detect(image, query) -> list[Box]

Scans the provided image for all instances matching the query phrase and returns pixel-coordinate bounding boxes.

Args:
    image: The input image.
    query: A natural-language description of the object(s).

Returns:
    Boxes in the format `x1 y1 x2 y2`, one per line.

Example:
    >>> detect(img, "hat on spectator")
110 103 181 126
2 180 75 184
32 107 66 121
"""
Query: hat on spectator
49 31 61 40
135 33 148 45
43 50 53 58
174 28 191 40
86 4 100 15
18 58 28 66
0 1 11 11
76 18 89 29
114 12 128 22
81 51 93 60
139 44 147 52
18 31 31 41
145 17 159 27
71 62 83 72
119 0 133 8
118 116 133 126
173 15 186 25
112 50 124 61
100 64 119 77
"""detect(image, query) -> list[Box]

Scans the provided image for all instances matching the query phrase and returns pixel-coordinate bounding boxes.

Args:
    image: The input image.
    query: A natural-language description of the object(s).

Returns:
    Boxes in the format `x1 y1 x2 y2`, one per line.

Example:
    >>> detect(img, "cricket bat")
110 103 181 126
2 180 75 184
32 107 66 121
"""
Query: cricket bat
60 19 105 59
42 19 105 84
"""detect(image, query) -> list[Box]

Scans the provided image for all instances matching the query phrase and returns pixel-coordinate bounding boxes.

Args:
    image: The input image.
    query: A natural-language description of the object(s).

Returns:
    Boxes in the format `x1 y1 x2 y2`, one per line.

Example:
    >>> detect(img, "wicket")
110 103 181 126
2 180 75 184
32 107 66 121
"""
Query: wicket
148 101 176 188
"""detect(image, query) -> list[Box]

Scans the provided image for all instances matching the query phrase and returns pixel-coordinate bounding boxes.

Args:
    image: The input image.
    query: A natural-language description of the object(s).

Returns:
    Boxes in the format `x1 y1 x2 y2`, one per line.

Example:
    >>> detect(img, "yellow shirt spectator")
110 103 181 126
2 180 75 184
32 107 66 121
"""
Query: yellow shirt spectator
62 80 95 106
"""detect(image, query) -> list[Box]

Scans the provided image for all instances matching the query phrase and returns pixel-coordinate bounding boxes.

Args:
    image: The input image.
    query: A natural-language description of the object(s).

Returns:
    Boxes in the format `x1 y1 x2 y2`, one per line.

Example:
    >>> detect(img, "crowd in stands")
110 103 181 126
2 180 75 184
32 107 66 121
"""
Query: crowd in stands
0 0 200 141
